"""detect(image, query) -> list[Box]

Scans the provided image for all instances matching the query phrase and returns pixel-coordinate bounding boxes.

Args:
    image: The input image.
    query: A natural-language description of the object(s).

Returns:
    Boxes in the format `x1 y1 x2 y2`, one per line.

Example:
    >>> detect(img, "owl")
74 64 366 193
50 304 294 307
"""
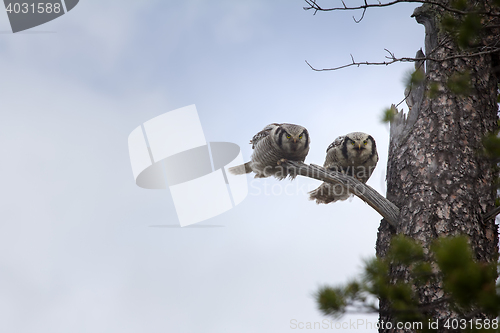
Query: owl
228 123 310 179
309 132 378 204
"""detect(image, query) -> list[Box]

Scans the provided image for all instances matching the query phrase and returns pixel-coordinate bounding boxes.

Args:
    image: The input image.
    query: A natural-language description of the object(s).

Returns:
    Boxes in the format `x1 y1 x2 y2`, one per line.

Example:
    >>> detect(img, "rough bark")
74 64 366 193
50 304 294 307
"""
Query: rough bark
376 1 500 332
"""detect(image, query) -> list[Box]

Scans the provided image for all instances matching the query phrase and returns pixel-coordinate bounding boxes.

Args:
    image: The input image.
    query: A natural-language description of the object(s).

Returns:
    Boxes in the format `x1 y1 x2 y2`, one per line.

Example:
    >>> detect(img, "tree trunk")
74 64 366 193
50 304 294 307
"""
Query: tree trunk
376 1 500 332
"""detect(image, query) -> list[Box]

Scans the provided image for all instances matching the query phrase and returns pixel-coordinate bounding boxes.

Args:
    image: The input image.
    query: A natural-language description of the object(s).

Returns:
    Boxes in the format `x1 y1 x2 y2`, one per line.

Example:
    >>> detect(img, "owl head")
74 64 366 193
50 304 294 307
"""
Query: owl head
341 132 376 161
273 123 310 154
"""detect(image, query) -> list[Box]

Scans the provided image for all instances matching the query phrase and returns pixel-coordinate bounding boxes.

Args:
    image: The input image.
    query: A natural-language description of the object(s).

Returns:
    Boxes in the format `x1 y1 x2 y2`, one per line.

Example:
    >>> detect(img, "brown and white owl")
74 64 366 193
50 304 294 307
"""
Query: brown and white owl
229 123 310 180
309 132 378 204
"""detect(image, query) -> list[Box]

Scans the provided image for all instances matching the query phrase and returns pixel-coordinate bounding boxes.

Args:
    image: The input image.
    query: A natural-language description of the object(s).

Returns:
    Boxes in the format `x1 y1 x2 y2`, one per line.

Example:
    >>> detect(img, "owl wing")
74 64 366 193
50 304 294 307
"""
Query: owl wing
324 135 346 171
326 135 344 153
250 123 281 149
310 135 351 203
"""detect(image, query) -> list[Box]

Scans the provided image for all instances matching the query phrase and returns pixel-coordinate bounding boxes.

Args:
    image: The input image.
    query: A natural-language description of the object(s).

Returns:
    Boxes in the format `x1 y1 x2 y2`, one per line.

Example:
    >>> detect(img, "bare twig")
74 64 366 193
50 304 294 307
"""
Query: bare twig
397 54 426 108
305 47 500 71
353 6 367 23
303 0 500 18
282 160 400 227
396 87 412 108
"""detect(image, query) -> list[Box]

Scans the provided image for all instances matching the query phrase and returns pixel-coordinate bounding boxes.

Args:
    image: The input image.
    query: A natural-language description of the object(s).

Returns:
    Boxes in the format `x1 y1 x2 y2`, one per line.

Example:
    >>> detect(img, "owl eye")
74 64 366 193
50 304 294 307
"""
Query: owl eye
286 134 291 139
363 140 368 145
299 134 303 139
351 142 355 145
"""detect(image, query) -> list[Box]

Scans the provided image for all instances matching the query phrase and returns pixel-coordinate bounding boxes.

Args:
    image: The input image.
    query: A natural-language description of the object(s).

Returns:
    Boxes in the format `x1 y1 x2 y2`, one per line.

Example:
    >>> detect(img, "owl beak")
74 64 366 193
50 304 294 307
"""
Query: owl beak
293 139 297 143
358 144 361 150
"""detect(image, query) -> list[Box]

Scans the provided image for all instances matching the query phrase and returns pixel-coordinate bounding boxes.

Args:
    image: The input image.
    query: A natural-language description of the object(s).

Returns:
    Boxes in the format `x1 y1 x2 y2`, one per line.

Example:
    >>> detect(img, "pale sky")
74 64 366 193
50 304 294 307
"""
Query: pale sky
0 1 424 332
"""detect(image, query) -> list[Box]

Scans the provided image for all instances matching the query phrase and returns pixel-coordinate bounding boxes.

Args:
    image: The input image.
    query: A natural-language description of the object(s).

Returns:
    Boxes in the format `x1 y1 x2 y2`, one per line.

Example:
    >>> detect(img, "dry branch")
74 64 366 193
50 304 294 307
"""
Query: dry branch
305 47 500 72
303 0 500 18
282 160 400 227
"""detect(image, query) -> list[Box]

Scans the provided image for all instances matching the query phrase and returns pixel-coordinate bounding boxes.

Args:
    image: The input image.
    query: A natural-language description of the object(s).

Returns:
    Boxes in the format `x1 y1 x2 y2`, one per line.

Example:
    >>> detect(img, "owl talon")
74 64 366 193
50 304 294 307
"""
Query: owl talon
277 158 288 166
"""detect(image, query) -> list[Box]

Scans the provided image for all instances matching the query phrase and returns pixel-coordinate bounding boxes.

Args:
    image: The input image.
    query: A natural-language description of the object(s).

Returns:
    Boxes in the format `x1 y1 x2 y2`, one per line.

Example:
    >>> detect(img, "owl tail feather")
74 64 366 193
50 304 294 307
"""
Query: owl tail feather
228 162 253 175
308 183 350 204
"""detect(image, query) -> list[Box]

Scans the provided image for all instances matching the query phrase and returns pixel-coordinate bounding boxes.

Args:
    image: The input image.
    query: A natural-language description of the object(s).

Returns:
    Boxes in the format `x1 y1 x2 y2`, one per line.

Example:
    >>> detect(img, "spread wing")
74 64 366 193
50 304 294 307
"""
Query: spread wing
250 123 281 149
